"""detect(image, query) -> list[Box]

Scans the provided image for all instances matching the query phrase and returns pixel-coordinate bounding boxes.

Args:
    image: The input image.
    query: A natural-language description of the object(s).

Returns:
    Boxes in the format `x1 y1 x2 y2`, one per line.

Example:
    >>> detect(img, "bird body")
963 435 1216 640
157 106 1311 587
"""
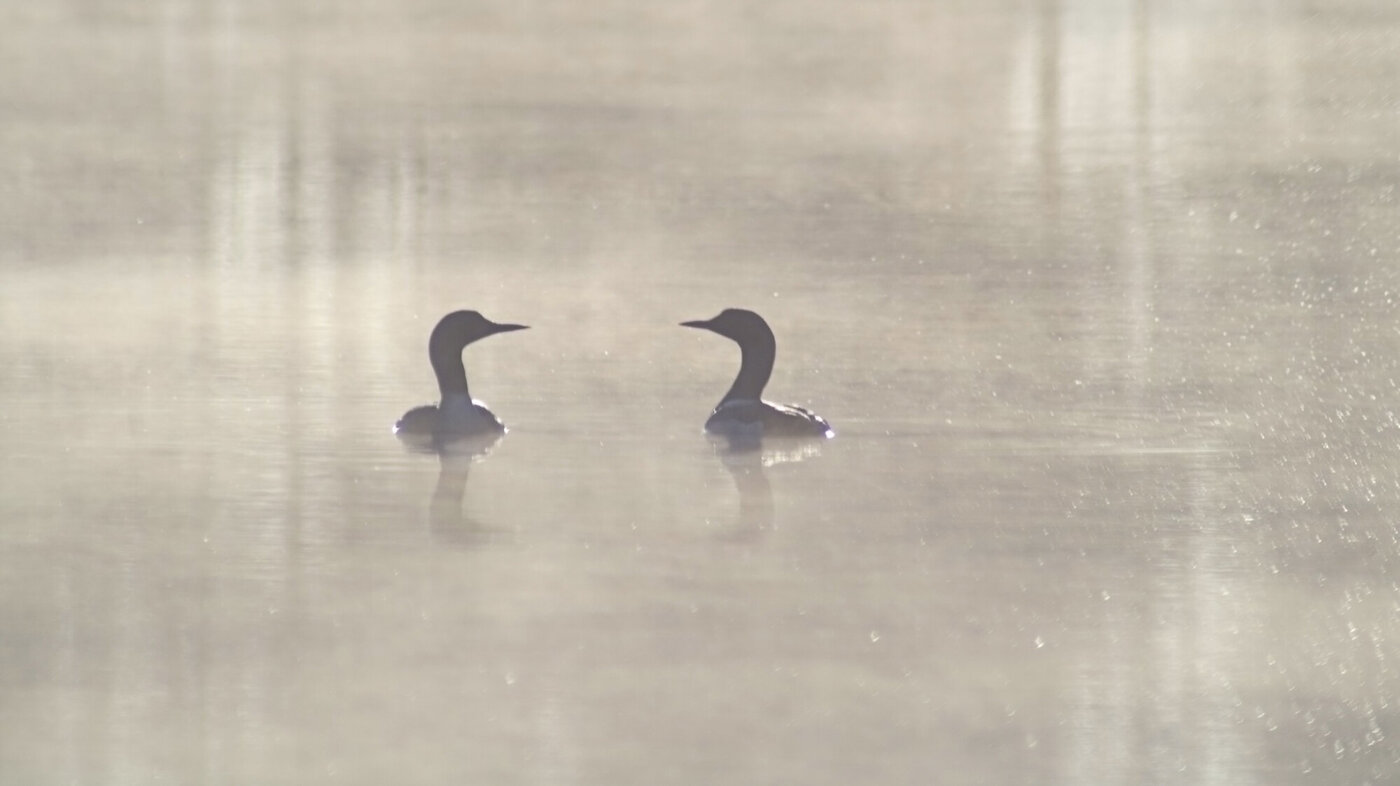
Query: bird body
682 309 833 440
396 395 506 437
395 310 527 450
701 397 832 439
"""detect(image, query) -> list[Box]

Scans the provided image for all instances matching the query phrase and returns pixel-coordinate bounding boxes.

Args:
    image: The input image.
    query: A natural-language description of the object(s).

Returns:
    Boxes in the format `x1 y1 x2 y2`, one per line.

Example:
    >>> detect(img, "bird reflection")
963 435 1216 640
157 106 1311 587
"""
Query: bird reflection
709 433 825 541
421 432 504 546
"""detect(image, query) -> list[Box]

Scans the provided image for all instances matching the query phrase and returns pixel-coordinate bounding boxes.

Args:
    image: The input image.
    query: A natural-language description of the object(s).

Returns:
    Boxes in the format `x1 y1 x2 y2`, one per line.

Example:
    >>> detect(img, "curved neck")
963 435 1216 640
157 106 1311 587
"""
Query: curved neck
722 333 774 403
430 341 470 400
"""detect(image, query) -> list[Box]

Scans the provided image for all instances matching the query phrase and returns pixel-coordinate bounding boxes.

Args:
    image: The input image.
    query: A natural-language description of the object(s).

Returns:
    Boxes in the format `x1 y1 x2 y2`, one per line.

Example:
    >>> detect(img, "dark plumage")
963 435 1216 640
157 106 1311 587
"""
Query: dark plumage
681 308 834 439
394 310 527 450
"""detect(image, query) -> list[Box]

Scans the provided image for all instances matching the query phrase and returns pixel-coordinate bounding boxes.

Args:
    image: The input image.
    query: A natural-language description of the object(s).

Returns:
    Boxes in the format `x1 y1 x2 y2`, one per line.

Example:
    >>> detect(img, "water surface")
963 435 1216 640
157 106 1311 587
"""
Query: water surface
3 1 1399 784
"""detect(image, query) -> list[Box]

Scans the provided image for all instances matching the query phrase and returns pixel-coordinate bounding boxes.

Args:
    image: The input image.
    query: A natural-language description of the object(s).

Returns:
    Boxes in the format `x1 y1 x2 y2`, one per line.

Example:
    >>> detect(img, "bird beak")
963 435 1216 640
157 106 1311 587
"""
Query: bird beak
680 319 710 329
491 323 529 334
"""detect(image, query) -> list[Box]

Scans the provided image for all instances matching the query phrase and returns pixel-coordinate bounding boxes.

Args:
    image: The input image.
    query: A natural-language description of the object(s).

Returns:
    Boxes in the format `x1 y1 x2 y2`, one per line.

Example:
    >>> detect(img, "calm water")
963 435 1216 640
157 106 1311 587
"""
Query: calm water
3 1 1400 783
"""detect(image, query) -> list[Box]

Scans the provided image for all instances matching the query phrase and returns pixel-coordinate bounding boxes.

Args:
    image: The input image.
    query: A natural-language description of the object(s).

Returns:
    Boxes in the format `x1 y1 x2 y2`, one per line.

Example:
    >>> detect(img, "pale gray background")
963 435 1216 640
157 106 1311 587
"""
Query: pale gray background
2 1 1398 784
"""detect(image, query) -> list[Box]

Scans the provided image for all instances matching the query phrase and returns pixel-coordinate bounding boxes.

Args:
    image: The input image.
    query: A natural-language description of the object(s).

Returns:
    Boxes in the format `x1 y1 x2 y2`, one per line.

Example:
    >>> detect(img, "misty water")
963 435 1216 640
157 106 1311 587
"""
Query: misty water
3 1 1399 784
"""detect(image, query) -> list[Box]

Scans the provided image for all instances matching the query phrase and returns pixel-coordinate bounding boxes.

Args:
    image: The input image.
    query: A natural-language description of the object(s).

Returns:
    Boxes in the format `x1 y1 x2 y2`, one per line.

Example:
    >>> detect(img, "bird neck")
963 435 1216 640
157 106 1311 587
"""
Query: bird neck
721 333 774 403
430 342 471 401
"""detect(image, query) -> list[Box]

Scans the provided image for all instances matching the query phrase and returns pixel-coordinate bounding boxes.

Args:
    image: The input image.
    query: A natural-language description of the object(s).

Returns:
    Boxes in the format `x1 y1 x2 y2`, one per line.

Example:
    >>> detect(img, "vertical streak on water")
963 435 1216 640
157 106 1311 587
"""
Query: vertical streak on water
159 5 210 780
1186 448 1257 786
1260 3 1299 145
1125 0 1154 405
158 0 199 256
532 689 580 786
1151 489 1190 781
1027 0 1123 780
1037 0 1062 250
293 54 336 564
276 19 318 735
1067 565 1133 783
210 1 290 774
52 570 78 784
372 144 423 363
297 64 335 274
1124 25 1170 784
206 8 238 776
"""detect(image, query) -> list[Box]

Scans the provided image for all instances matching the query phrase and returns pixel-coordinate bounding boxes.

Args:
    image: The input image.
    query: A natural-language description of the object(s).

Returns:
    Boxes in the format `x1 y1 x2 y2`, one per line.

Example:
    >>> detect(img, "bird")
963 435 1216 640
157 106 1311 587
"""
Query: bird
395 310 528 450
681 308 834 440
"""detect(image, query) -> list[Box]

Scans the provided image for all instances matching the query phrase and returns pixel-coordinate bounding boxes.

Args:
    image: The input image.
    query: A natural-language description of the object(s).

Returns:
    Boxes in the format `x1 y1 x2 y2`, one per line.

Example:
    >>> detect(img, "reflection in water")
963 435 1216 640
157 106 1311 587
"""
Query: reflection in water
420 434 503 546
714 442 774 540
428 453 482 545
710 435 824 540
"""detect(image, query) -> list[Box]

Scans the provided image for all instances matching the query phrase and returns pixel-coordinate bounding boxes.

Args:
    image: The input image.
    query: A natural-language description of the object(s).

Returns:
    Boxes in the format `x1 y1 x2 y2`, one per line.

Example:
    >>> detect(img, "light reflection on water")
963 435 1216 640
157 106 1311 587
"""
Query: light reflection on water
3 0 1400 783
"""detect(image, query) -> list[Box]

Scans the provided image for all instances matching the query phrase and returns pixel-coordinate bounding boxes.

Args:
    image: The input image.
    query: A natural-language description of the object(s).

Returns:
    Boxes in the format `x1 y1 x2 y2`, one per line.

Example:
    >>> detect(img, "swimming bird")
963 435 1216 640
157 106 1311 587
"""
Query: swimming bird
395 310 528 449
681 308 834 439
